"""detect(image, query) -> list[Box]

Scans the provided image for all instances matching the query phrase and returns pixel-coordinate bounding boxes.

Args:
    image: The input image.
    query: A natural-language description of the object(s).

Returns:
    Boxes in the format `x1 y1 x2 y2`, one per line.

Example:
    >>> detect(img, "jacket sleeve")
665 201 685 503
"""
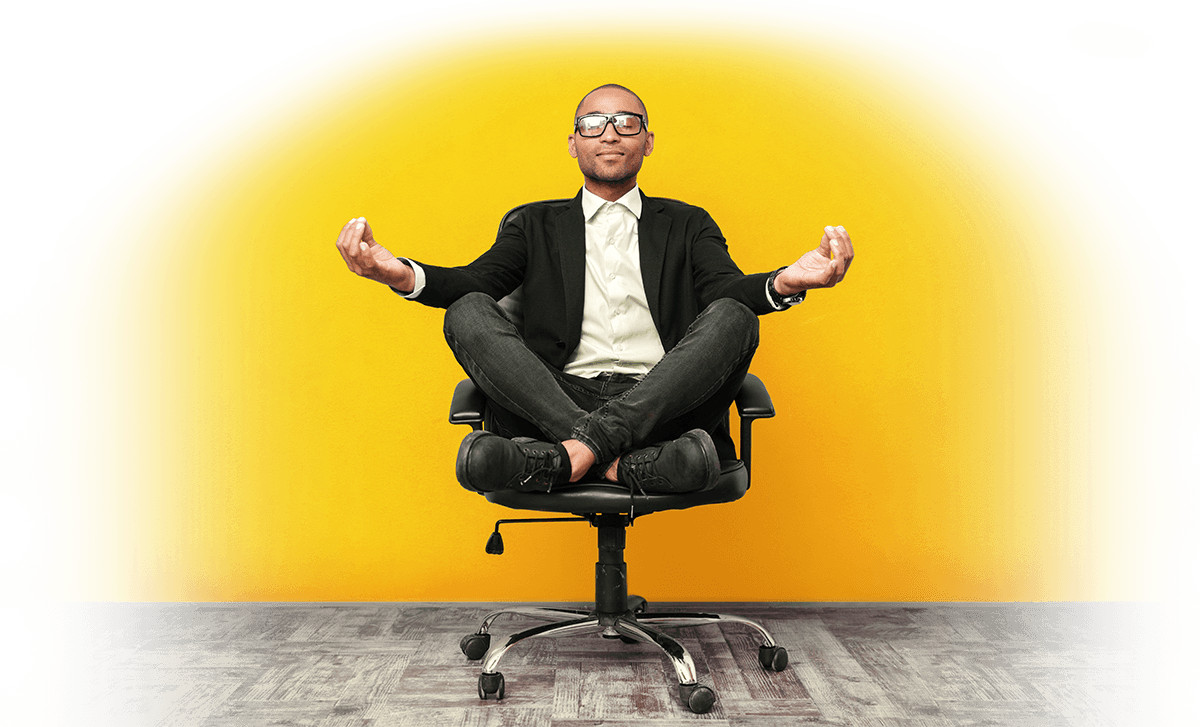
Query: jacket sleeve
686 208 777 315
403 212 531 310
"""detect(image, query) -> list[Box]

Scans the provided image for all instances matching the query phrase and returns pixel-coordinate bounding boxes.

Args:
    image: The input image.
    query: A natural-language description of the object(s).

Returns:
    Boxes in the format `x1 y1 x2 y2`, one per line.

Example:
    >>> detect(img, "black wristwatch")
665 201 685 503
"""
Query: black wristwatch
766 268 806 310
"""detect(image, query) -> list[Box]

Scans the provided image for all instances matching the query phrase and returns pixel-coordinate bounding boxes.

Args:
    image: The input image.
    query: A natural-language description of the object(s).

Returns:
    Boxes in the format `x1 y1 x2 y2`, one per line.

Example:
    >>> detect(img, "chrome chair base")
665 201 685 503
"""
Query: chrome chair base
462 601 789 714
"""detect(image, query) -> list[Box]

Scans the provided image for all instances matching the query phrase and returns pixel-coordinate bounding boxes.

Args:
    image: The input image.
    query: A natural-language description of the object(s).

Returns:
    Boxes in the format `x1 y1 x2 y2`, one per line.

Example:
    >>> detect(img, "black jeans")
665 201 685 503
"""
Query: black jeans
443 292 759 469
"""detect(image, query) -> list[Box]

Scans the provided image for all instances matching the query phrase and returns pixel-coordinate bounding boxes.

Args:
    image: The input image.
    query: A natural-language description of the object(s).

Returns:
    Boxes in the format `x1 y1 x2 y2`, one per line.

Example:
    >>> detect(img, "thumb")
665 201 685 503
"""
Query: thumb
829 241 846 280
359 218 376 245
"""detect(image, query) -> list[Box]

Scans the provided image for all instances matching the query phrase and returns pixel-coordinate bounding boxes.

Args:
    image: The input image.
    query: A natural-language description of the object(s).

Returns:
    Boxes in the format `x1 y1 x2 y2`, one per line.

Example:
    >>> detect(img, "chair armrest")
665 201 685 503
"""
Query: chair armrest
735 373 775 420
734 373 773 484
449 379 486 427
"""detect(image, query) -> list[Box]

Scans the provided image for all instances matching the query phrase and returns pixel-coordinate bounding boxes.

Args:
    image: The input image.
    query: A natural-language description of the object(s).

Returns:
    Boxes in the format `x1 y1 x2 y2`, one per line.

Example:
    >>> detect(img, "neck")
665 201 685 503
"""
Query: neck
583 177 637 202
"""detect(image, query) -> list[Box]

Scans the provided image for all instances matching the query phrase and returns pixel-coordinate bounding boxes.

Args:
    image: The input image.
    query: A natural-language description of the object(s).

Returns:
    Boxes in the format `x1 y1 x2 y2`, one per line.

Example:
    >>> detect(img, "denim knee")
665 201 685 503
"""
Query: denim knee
446 291 496 320
702 298 760 350
444 292 502 345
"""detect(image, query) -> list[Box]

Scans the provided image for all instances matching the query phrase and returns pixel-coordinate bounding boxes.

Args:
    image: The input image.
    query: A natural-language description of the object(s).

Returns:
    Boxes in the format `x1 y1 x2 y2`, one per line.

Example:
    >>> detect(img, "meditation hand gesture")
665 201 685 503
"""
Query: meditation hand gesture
335 217 415 293
773 225 855 296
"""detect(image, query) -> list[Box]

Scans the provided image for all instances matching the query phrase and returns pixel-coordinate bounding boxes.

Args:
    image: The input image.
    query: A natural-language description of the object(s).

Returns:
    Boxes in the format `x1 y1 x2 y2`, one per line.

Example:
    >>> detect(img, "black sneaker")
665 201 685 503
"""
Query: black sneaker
456 431 569 493
616 429 720 494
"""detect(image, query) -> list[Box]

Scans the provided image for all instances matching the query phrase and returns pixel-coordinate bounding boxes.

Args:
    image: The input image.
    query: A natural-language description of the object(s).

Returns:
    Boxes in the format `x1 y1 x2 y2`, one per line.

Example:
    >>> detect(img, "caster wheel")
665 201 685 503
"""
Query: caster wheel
679 683 715 714
627 595 648 613
460 633 491 660
758 644 789 671
478 671 505 701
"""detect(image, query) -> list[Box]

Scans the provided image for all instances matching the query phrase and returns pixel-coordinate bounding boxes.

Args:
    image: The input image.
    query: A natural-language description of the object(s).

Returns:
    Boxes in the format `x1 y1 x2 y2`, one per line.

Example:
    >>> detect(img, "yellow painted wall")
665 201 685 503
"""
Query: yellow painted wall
93 34 1125 602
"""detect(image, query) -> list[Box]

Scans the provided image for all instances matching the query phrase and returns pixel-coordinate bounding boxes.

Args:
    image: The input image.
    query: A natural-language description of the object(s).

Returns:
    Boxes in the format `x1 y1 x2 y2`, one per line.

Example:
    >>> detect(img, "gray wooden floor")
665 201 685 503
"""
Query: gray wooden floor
65 602 1150 726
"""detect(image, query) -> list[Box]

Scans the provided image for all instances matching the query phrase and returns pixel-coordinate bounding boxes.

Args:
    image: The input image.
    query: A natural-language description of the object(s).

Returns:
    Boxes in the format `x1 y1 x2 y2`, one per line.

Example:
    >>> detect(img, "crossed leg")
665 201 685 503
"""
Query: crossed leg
443 292 759 487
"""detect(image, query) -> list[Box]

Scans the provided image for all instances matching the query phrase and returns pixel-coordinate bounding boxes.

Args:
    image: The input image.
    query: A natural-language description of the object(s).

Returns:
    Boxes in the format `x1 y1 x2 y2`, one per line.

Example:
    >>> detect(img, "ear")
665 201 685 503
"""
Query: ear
643 131 654 156
568 133 578 159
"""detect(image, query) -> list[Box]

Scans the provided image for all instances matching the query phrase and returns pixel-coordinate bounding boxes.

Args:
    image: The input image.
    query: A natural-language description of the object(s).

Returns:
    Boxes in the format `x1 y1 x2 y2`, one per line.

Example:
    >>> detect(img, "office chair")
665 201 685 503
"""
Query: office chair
445 202 792 715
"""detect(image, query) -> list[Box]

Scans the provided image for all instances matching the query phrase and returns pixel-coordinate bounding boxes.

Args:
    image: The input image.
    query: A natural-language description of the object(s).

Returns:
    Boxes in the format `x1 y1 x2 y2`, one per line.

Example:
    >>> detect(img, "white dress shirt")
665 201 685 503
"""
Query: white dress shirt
566 186 665 378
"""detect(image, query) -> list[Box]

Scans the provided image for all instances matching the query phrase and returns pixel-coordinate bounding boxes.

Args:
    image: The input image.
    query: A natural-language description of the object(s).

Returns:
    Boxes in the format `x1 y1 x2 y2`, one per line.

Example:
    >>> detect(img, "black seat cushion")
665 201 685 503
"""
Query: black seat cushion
483 460 748 515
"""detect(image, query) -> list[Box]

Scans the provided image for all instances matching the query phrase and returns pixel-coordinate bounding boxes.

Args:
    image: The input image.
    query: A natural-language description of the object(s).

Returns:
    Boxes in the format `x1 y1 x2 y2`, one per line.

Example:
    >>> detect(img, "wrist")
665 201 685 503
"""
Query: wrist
771 268 803 296
385 259 415 292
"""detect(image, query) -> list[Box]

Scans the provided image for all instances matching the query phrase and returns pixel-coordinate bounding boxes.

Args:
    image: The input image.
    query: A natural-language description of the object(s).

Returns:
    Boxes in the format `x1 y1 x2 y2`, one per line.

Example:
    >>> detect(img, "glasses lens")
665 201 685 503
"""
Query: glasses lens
612 114 642 135
577 115 607 137
576 114 643 137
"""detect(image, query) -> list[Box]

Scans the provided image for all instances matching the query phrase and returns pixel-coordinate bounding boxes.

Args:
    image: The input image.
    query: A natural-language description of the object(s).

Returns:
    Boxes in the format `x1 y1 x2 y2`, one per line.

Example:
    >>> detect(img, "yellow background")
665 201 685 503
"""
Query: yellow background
95 34 1124 602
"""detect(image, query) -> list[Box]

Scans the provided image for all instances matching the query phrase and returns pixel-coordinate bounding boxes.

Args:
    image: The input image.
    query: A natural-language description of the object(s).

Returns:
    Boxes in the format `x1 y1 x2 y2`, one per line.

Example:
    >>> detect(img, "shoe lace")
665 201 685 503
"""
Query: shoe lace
518 446 560 488
620 450 661 518
621 450 665 495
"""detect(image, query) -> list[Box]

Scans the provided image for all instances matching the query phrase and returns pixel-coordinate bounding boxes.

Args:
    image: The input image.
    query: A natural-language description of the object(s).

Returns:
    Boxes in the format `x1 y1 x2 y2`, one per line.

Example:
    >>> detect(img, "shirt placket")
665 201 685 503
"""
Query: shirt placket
604 205 631 366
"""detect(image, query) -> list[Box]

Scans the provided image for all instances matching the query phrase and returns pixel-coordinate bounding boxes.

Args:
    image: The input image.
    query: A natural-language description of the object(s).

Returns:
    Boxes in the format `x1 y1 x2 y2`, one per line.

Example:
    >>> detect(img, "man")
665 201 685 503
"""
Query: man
335 84 853 496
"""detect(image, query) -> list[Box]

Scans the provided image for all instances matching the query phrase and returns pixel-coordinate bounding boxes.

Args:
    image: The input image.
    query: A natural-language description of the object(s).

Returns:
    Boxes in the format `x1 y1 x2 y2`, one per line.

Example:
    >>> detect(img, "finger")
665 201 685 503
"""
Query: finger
835 225 854 265
348 221 372 270
335 217 355 253
336 218 361 270
347 217 369 244
359 217 376 246
352 219 381 261
827 231 845 282
820 226 835 256
340 219 371 274
337 217 365 253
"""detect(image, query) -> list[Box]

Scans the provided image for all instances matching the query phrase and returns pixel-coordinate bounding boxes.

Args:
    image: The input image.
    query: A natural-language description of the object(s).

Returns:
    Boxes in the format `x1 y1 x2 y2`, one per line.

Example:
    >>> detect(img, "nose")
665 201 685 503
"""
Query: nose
598 119 621 142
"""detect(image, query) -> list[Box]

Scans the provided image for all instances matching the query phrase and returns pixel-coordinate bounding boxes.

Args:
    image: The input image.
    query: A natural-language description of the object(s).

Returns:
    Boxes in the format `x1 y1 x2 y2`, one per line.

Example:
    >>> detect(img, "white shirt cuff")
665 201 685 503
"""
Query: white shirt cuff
394 258 425 299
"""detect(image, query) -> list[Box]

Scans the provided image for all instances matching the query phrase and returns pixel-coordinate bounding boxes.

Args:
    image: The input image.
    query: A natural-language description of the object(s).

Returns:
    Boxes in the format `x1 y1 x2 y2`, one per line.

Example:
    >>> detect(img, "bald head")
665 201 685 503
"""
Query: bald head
575 84 648 124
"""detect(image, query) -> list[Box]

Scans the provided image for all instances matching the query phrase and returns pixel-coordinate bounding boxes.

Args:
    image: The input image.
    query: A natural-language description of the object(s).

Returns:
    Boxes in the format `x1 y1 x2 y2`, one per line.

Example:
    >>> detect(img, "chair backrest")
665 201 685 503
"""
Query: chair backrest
494 200 569 329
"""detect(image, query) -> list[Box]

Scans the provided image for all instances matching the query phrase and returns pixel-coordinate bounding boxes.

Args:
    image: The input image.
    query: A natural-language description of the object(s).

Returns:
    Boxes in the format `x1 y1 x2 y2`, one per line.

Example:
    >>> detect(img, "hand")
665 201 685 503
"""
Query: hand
773 225 855 295
334 217 414 292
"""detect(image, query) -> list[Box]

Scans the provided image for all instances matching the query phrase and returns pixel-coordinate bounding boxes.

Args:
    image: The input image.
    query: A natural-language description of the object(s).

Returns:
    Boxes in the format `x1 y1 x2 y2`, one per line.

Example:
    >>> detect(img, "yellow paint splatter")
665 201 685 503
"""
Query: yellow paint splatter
1065 20 1156 59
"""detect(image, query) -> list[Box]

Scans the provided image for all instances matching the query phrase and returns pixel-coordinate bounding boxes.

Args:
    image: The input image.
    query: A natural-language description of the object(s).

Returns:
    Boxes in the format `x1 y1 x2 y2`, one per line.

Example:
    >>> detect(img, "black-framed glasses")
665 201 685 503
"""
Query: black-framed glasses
574 113 647 137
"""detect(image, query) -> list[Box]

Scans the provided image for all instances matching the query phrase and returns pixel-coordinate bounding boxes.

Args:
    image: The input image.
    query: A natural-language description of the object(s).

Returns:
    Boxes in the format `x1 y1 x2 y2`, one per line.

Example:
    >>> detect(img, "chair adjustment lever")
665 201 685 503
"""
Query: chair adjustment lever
486 517 590 555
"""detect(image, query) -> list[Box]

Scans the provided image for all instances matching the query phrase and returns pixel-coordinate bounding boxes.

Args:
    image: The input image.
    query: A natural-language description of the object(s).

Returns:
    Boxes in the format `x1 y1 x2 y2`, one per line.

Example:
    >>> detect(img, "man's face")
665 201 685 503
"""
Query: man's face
568 87 654 188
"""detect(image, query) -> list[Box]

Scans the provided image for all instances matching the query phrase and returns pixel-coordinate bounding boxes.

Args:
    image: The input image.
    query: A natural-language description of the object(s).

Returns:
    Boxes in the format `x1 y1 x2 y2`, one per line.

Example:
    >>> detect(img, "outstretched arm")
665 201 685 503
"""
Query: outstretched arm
334 216 416 293
773 225 855 296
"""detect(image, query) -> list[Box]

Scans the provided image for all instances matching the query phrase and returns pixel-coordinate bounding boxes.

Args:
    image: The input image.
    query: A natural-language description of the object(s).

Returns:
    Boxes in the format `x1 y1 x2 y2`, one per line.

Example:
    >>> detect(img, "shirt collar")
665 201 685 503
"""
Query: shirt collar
582 185 642 222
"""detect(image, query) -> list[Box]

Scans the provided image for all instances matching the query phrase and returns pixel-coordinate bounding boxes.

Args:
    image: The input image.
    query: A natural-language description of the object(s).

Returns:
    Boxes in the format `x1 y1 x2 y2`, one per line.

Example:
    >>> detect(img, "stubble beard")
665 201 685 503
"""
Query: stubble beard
585 168 637 186
582 156 642 186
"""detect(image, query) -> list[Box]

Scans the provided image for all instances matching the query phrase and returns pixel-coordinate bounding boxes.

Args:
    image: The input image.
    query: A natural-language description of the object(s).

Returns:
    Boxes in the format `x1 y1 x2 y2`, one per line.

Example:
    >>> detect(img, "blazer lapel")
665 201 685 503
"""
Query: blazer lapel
555 192 587 336
637 191 670 332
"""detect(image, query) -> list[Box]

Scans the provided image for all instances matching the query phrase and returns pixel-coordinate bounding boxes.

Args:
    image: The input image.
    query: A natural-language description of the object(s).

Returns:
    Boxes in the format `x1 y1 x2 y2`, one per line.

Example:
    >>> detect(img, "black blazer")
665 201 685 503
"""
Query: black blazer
412 190 777 371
